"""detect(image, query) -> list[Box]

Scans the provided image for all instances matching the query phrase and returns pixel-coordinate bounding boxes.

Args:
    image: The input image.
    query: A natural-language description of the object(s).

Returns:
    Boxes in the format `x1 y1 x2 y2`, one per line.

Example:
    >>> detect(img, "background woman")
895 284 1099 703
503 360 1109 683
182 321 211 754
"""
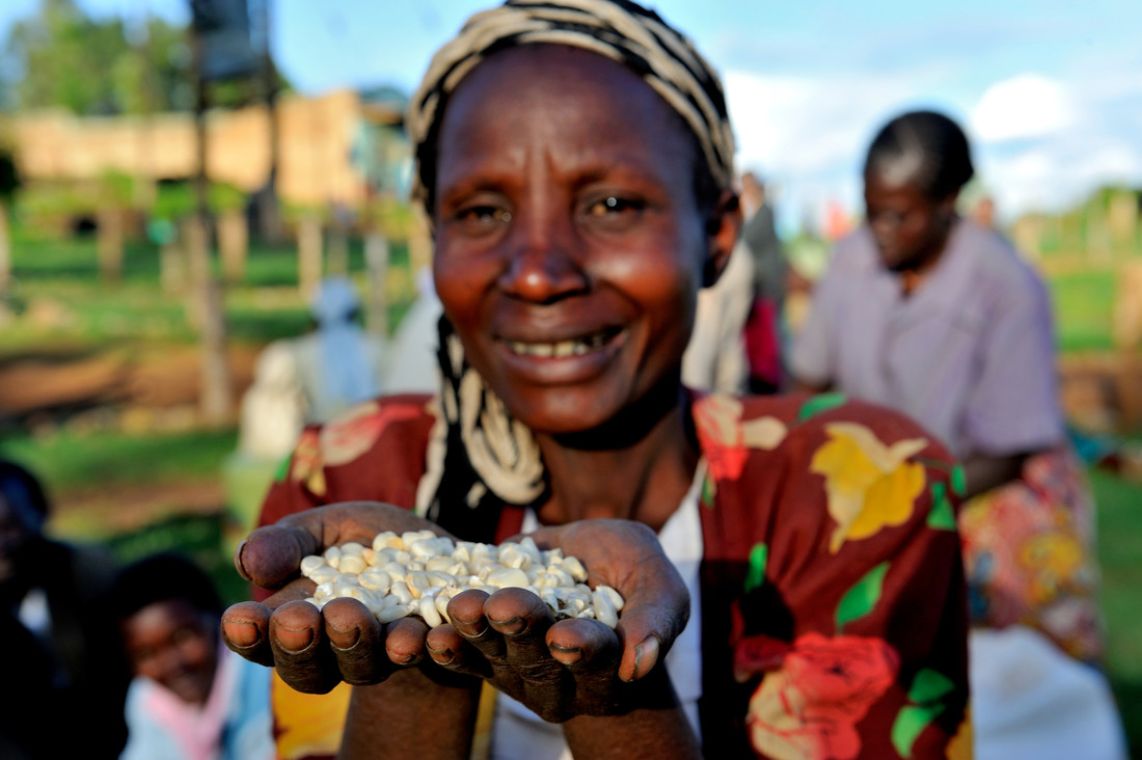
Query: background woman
792 109 1126 759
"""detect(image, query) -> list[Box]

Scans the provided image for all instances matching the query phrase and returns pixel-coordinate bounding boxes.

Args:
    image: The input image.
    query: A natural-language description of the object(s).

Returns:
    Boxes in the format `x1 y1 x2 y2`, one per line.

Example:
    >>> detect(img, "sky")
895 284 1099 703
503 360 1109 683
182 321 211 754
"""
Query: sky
3 0 1140 232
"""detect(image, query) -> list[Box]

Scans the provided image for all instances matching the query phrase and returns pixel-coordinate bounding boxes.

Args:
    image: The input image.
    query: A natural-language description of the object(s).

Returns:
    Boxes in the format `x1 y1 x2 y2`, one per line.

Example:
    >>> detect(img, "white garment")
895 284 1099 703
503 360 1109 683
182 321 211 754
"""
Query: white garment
970 626 1126 760
383 269 443 394
682 241 754 394
492 465 706 759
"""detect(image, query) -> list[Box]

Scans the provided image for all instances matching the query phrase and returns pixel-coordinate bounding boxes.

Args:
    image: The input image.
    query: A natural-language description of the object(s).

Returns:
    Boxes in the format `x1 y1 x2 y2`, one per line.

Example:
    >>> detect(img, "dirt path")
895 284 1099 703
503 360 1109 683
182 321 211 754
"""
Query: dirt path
0 344 262 420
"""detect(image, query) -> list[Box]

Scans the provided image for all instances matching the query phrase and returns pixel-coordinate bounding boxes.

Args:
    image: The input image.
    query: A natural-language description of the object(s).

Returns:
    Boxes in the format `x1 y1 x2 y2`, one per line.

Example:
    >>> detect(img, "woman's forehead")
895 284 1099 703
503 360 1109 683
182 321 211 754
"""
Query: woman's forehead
433 47 699 195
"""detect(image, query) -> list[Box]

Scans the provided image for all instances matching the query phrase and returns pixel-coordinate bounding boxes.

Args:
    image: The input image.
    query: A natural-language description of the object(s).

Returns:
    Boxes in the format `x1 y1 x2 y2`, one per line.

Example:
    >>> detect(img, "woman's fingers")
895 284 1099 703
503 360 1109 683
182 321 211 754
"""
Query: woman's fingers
546 618 620 670
484 588 556 667
234 501 452 589
322 597 389 684
385 616 431 666
268 600 343 694
221 601 275 666
612 570 689 682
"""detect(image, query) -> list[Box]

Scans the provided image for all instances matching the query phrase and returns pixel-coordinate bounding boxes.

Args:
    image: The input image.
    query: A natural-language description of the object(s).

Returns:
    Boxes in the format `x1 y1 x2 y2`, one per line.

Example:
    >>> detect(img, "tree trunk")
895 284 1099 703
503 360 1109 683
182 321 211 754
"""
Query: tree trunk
219 210 248 283
327 222 349 277
160 239 187 294
298 214 323 298
0 202 10 294
186 215 234 425
97 207 124 283
364 231 389 336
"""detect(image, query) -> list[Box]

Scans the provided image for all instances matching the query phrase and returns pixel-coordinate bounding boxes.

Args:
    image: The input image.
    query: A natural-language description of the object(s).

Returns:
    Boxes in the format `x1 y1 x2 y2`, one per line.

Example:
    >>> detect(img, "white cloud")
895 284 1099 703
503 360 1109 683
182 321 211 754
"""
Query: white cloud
970 74 1076 142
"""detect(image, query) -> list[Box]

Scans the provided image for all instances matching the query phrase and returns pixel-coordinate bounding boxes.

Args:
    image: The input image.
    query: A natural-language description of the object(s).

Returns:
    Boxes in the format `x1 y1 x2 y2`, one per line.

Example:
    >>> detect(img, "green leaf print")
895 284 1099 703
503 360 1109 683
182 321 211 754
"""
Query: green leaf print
926 482 957 531
797 392 847 421
834 561 889 630
908 669 955 704
950 464 967 497
891 703 946 759
744 543 768 593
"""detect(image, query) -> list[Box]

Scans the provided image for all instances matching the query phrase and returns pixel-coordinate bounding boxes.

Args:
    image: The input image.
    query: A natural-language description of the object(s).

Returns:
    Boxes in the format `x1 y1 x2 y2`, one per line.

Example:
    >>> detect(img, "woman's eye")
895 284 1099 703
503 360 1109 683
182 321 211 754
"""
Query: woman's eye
586 195 646 217
453 204 512 230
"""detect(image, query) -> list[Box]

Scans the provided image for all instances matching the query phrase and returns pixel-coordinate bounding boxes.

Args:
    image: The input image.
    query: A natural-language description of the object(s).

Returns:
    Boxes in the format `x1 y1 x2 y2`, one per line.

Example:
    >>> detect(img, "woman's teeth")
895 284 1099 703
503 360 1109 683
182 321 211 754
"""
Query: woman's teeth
507 332 611 358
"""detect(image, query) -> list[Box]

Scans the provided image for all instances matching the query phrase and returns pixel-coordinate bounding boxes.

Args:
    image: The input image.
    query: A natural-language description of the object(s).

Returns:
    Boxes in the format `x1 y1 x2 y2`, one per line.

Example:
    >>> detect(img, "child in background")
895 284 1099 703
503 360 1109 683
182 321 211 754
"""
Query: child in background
108 552 274 760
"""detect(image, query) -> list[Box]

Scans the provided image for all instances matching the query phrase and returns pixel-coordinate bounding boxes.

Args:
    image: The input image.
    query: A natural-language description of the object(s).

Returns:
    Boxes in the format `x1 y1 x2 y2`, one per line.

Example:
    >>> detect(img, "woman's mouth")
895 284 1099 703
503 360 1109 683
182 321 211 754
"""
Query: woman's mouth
502 327 622 358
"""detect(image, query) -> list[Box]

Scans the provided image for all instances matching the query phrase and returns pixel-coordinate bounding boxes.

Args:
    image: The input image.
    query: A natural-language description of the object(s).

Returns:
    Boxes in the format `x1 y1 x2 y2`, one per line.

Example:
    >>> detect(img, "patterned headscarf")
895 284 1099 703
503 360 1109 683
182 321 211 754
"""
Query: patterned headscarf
409 0 734 534
407 0 736 209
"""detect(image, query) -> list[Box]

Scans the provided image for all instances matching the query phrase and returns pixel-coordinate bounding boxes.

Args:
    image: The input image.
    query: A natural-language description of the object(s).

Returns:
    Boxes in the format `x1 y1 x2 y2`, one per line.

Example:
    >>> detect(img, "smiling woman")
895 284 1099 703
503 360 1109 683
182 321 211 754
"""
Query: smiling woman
218 2 971 759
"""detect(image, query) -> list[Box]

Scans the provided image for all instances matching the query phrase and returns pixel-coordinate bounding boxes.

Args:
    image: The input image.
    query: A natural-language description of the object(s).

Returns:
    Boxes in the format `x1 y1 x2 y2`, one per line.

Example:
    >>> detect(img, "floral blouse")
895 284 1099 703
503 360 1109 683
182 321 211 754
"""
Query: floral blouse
255 391 971 760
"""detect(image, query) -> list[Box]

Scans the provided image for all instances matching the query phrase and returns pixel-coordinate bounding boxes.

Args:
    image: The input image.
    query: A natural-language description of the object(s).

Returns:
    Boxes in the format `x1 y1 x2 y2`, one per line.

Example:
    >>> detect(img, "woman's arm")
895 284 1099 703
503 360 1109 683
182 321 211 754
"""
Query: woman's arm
561 666 700 759
340 672 480 760
961 451 1030 499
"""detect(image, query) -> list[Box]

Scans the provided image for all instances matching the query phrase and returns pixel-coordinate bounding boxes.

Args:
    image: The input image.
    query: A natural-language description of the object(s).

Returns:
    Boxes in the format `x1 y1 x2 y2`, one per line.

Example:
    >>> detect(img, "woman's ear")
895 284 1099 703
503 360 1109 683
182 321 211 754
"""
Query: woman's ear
703 189 742 287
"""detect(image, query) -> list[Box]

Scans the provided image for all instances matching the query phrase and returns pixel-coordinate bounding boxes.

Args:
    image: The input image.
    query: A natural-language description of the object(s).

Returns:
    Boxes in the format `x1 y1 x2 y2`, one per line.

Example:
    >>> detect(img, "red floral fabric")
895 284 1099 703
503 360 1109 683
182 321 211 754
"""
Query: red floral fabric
255 391 971 759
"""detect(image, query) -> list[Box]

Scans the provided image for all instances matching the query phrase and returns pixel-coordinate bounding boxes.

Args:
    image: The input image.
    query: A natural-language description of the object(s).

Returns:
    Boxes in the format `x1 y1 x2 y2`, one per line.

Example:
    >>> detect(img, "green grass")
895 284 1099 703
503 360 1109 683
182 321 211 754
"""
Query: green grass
0 427 237 492
1091 469 1142 754
2 229 419 351
1048 269 1119 353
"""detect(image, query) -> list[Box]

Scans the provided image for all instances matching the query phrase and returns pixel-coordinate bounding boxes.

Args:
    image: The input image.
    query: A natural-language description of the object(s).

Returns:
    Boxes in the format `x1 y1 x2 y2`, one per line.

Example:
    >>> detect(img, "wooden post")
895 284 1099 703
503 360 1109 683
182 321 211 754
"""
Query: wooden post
191 20 233 425
97 207 124 283
365 231 389 336
298 214 323 298
219 210 248 283
0 201 10 294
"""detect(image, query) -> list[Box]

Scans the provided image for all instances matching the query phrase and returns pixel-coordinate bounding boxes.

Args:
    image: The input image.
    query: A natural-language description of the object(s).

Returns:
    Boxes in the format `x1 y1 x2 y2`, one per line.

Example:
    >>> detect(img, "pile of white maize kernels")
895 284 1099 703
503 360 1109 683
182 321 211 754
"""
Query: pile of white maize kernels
301 530 625 629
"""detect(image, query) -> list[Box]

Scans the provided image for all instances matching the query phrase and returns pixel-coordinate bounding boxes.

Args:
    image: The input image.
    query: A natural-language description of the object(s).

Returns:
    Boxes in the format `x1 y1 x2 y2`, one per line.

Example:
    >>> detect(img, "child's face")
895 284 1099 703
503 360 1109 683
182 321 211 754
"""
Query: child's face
122 599 218 705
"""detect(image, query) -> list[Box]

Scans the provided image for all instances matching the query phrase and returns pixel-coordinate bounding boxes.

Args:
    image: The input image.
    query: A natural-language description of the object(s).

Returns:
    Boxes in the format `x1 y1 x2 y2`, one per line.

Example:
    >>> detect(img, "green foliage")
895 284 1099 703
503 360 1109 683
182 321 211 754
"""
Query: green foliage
152 181 246 220
0 427 236 492
1048 269 1118 353
2 0 192 115
1090 469 1142 755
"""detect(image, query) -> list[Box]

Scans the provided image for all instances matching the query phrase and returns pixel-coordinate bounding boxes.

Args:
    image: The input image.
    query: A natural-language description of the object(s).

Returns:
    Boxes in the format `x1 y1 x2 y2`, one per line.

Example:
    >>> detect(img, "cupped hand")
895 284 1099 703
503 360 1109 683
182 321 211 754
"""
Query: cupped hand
221 501 454 694
424 519 690 722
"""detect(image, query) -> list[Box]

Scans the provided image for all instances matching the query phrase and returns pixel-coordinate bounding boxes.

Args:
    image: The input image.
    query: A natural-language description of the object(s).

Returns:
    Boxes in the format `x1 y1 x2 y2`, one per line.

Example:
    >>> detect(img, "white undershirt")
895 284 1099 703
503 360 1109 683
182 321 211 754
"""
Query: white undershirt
491 463 706 760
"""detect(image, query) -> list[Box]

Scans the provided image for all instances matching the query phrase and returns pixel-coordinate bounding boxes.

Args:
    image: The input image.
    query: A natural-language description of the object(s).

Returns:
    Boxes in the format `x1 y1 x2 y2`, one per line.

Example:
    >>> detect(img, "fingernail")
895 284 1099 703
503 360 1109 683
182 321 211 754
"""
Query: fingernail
489 616 525 635
427 645 455 665
226 621 260 649
632 636 660 680
329 626 360 651
275 625 314 654
550 643 582 665
455 618 489 639
234 540 251 581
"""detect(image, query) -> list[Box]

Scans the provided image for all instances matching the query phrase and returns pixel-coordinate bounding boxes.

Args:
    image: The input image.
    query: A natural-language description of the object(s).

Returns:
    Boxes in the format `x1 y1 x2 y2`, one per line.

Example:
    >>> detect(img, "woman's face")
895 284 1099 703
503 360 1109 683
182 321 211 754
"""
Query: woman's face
432 45 730 435
864 169 955 272
121 599 218 705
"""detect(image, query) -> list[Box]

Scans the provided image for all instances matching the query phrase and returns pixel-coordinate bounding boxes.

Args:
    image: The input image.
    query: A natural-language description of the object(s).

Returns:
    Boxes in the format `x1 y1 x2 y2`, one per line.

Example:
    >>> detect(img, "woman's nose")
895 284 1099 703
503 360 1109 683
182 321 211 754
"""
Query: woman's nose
497 214 589 304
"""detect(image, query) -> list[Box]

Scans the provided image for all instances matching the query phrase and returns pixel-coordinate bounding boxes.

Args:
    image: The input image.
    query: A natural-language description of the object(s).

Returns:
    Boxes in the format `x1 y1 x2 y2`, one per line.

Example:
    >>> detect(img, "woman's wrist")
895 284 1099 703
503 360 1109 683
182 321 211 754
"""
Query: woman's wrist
340 668 481 759
562 667 701 758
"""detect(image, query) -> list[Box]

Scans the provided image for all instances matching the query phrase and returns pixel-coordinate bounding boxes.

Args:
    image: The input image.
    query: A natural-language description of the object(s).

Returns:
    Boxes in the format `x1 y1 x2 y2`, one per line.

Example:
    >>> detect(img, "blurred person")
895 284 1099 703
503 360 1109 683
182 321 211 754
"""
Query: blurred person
290 276 389 424
382 266 445 395
791 109 1126 759
680 239 753 393
237 341 307 462
220 4 970 759
738 172 788 393
108 552 274 760
0 459 130 758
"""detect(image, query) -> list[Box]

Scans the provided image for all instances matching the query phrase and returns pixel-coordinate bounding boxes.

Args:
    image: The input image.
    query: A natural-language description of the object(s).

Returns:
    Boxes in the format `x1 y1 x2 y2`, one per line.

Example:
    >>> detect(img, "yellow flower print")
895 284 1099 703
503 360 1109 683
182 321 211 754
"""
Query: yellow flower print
946 707 973 760
810 423 928 553
1019 529 1085 603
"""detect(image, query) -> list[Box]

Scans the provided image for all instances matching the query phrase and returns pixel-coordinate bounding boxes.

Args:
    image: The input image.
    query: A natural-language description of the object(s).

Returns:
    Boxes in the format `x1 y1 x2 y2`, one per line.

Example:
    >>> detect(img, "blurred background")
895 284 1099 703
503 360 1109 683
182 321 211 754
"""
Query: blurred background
0 0 1138 752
